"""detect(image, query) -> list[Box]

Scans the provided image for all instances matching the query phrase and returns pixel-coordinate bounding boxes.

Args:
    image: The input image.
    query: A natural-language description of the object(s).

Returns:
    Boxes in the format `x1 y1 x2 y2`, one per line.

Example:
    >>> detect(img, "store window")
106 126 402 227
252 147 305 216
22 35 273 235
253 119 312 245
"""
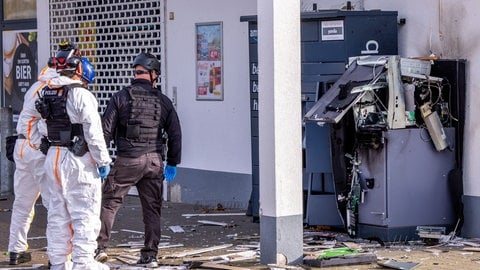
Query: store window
3 30 38 117
3 0 36 20
1 0 37 116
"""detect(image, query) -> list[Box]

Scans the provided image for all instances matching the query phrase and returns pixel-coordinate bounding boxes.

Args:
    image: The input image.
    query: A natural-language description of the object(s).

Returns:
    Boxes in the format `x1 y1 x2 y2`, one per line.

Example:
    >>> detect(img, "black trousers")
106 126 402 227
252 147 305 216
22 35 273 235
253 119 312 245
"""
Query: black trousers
97 152 164 257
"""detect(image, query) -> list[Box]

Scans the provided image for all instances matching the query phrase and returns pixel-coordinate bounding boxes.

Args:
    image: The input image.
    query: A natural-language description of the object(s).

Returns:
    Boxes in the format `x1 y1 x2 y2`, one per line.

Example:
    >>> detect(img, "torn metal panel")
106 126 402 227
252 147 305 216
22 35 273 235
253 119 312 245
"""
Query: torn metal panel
377 259 420 270
304 57 386 124
386 55 406 129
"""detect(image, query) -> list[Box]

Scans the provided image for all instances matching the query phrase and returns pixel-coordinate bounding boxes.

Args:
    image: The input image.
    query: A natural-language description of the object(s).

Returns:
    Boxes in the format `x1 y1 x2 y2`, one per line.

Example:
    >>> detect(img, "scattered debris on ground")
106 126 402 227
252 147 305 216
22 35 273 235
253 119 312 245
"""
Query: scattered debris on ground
3 196 480 269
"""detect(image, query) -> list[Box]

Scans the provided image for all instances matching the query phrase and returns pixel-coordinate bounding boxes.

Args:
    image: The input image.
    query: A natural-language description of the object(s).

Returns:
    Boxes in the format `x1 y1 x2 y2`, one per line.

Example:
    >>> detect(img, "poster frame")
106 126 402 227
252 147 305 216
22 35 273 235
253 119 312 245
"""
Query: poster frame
195 21 223 101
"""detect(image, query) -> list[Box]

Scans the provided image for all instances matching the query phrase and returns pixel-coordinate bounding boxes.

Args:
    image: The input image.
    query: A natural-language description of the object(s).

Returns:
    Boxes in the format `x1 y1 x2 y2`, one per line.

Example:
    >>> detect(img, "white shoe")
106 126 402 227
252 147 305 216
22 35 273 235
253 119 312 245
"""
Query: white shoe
73 261 110 270
50 261 73 270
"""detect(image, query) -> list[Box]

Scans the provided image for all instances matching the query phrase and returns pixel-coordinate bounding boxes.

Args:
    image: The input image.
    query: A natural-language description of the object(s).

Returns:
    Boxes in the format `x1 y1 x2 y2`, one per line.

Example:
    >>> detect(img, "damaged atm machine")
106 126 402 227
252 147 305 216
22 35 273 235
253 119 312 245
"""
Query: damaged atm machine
304 55 465 241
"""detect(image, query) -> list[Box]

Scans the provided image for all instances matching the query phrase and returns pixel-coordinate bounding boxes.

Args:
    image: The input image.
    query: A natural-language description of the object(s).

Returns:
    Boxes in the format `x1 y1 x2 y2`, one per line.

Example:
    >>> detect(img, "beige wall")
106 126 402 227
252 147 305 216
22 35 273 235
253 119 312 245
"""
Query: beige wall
364 0 480 195
165 0 257 173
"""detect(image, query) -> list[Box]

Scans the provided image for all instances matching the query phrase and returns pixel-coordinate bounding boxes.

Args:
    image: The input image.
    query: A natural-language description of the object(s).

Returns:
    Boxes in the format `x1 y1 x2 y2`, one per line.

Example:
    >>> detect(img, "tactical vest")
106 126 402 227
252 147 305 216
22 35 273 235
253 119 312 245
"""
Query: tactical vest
125 85 163 149
36 84 84 146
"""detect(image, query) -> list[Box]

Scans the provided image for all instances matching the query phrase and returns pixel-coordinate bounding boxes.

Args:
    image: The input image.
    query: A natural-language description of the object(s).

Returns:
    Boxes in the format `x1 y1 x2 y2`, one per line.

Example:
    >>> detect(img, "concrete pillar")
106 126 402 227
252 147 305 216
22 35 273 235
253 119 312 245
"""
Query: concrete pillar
0 107 14 196
257 0 303 265
36 0 51 69
463 65 480 237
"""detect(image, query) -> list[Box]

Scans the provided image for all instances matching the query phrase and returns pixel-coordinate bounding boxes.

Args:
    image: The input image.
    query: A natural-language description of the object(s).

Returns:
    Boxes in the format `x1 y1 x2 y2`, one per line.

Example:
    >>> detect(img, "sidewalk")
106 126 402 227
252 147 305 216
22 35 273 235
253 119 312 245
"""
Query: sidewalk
1 194 480 269
0 194 261 269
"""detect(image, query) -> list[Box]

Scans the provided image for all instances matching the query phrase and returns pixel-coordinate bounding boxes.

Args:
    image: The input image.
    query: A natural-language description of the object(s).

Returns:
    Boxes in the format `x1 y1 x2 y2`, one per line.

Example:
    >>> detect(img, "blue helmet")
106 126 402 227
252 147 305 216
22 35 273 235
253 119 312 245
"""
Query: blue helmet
81 57 95 83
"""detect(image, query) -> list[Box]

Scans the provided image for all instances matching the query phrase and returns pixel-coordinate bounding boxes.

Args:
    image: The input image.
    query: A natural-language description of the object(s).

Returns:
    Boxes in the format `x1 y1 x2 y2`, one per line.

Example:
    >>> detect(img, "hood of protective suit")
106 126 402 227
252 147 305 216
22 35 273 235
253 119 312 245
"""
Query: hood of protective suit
37 67 59 83
47 76 83 88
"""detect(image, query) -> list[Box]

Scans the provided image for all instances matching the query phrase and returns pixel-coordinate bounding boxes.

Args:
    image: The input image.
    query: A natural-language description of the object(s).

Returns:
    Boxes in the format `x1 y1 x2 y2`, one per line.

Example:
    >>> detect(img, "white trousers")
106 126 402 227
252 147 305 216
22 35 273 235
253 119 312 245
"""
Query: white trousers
49 261 109 270
8 139 48 253
44 147 104 267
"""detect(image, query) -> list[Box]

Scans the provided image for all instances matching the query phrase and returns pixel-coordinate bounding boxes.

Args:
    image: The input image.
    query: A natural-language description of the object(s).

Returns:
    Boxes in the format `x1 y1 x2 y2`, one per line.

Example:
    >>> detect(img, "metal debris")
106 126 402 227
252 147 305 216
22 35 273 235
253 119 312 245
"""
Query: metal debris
182 213 246 218
377 259 420 270
167 244 234 258
169 225 185 233
121 229 145 235
197 220 230 227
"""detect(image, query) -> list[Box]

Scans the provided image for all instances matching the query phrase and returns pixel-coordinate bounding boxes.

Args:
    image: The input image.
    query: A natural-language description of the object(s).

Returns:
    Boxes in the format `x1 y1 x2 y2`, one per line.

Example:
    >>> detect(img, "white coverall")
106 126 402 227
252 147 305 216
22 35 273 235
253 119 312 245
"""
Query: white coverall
44 76 112 270
8 67 58 254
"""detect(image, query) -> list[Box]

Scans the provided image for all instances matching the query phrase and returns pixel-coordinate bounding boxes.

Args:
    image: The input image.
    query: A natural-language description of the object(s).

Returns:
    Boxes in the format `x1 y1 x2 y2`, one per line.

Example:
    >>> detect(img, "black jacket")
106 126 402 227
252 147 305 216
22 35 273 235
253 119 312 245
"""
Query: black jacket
102 79 182 165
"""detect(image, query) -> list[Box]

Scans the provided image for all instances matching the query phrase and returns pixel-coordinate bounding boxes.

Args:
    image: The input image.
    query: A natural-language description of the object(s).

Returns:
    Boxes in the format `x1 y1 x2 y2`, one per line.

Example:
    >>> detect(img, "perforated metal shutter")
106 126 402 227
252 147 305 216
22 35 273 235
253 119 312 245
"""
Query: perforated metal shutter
49 0 164 111
49 0 164 156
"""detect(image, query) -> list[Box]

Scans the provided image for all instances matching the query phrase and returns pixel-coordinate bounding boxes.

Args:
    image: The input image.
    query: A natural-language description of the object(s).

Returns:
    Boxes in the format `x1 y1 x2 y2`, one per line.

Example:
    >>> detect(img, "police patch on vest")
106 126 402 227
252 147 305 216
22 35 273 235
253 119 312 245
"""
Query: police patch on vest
36 84 86 149
43 88 64 96
35 85 69 119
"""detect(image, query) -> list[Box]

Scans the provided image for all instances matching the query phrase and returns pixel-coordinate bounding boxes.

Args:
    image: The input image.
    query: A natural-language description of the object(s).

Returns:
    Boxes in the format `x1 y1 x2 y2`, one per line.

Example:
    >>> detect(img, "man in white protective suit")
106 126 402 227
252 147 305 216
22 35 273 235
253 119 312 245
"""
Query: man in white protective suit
37 41 112 270
7 65 58 266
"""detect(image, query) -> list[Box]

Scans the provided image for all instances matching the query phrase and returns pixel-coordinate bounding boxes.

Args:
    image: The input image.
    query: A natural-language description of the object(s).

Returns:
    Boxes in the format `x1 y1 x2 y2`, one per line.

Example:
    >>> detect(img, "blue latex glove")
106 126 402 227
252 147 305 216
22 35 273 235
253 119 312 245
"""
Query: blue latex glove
164 165 177 182
98 165 111 180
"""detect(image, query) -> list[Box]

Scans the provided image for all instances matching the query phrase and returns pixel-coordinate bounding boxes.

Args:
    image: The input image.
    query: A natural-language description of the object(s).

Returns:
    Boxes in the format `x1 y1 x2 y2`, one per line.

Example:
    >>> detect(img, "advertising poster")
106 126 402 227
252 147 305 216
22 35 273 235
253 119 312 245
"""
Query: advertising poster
3 30 38 117
195 22 223 101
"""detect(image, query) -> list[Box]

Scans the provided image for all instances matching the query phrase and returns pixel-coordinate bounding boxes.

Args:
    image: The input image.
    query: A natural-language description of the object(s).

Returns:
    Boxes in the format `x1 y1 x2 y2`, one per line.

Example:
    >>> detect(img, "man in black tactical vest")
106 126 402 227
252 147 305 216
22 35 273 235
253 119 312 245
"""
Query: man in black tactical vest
95 52 182 268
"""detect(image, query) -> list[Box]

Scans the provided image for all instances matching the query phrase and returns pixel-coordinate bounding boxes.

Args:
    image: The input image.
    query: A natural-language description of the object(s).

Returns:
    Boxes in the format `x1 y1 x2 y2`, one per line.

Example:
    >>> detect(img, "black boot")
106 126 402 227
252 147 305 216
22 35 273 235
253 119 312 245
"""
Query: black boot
9 251 32 265
137 255 158 268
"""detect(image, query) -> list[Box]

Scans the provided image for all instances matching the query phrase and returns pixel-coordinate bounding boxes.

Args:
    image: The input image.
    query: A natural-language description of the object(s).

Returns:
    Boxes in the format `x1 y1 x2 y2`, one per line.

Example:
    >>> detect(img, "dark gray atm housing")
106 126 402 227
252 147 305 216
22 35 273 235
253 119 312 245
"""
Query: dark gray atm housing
241 10 399 224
